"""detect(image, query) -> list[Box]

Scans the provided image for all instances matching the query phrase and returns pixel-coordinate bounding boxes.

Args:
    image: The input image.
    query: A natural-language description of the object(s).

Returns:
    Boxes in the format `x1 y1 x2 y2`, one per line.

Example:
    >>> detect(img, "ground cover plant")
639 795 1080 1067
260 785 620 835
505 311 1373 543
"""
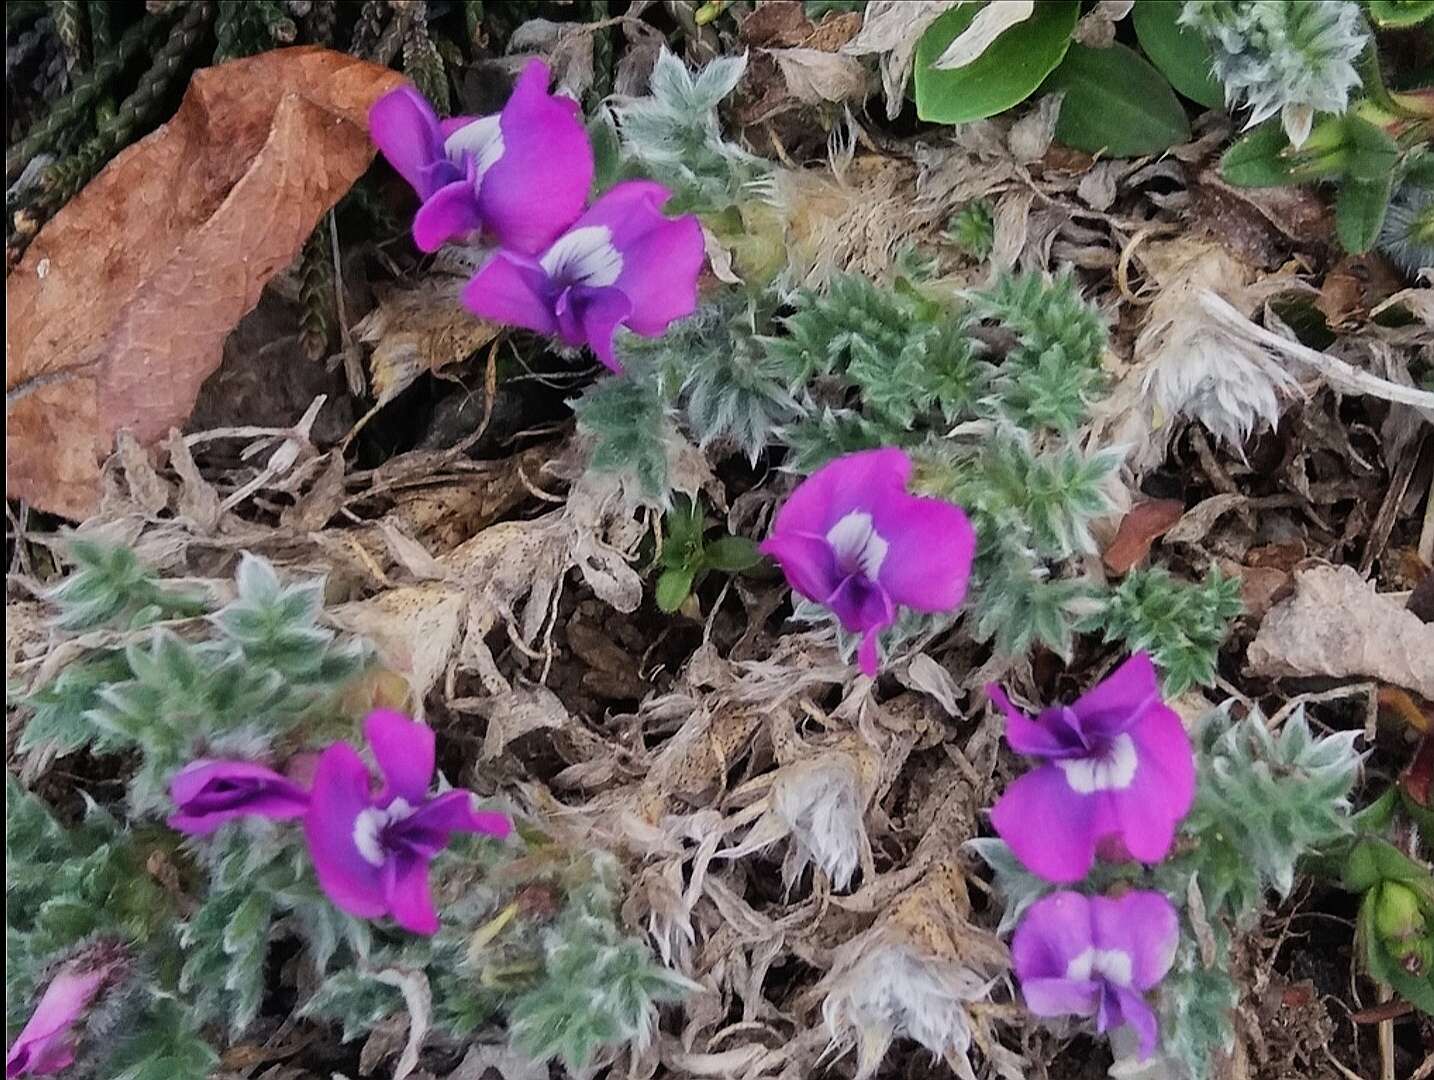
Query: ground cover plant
5 2 1434 1079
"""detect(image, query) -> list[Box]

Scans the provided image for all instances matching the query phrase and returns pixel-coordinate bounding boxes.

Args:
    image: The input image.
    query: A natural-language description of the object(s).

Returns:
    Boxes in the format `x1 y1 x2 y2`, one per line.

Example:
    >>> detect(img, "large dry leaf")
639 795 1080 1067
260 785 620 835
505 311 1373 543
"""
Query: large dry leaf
764 47 869 104
6 47 403 520
1247 563 1434 700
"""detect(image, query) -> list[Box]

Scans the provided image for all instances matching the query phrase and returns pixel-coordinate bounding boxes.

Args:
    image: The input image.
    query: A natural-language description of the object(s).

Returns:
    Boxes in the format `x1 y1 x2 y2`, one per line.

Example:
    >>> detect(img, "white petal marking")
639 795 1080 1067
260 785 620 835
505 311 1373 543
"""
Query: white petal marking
1065 947 1134 987
825 510 889 580
350 797 415 866
540 225 623 287
1057 733 1138 794
444 116 505 182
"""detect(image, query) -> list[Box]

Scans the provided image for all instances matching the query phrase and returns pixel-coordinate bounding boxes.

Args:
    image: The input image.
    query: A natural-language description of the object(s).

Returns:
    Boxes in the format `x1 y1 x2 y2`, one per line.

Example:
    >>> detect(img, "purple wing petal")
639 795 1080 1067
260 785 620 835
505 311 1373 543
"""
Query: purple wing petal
364 710 435 805
1019 976 1101 1019
384 853 440 935
304 744 386 919
1111 985 1161 1058
856 628 884 677
167 760 308 836
769 448 913 541
989 685 1080 758
825 576 895 636
759 532 844 606
1012 891 1095 980
477 60 594 254
577 287 636 372
990 768 1100 883
1072 653 1163 740
1091 892 1180 991
463 254 558 335
369 86 447 200
872 489 975 614
412 177 483 253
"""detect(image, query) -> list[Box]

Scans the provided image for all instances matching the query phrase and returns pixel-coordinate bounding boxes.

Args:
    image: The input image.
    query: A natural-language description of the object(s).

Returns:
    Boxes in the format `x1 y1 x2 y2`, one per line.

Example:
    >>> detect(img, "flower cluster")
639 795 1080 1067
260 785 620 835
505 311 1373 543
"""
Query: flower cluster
168 710 511 934
369 60 705 372
990 653 1197 1059
760 448 976 676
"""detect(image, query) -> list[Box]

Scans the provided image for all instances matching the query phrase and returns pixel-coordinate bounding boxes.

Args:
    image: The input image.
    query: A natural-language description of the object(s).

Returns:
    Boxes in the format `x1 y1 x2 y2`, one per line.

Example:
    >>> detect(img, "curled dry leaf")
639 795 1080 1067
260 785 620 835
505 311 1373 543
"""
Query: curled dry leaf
1102 498 1186 575
765 47 869 105
5 47 403 520
1247 563 1434 700
843 0 959 119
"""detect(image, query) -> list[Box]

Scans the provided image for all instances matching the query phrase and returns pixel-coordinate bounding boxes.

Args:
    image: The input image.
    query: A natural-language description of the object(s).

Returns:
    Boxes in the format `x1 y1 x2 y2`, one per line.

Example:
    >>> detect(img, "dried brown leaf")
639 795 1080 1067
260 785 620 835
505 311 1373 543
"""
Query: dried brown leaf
1247 563 1434 699
6 48 401 520
765 47 869 104
1103 498 1185 574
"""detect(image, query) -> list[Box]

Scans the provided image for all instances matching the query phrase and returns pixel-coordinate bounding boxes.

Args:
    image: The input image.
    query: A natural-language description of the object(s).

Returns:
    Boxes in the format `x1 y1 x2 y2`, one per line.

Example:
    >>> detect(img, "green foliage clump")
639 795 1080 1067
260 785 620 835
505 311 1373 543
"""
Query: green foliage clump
946 200 995 260
571 366 676 503
1084 566 1243 695
46 537 206 632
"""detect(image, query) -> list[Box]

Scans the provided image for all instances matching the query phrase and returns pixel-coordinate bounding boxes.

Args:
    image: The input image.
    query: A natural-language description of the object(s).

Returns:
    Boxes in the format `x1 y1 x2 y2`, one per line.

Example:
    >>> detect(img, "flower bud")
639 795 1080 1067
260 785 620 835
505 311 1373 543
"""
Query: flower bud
1374 882 1431 972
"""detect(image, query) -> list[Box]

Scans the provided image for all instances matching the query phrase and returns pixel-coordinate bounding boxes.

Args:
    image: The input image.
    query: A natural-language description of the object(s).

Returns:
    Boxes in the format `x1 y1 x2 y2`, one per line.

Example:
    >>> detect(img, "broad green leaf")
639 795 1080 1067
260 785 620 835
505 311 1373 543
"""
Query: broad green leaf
1042 42 1191 157
1220 121 1300 187
1132 0 1224 109
702 536 762 573
914 1 1080 125
1337 172 1395 253
1342 116 1399 184
655 567 696 613
1367 0 1434 27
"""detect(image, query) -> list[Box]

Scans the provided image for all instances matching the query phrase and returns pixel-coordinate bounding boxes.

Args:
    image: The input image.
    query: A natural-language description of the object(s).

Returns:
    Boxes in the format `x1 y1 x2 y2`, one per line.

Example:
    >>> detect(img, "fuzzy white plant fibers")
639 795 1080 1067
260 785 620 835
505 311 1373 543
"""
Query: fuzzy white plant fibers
771 753 870 890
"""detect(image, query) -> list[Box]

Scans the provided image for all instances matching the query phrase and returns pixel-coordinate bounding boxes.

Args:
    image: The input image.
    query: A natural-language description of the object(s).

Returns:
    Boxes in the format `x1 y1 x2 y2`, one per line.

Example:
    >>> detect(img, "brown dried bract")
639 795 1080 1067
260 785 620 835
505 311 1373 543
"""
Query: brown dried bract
5 47 403 519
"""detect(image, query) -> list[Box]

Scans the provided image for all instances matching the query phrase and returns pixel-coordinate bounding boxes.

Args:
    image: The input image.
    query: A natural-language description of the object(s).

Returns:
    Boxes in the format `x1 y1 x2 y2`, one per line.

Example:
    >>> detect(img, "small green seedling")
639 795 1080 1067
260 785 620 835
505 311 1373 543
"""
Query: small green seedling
655 497 761 613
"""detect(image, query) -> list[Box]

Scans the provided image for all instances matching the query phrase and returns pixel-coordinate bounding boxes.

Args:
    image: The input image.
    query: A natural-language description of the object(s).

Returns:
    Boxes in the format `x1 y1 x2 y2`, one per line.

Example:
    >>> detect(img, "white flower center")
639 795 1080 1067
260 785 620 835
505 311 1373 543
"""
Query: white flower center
443 116 505 184
352 797 416 867
1065 947 1133 987
824 511 889 581
540 225 624 287
1057 733 1138 794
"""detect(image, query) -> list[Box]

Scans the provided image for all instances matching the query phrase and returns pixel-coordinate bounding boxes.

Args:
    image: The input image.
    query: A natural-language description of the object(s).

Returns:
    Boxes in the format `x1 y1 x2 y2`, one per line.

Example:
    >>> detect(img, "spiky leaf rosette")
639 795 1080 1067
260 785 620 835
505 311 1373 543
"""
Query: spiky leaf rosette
571 364 677 503
969 270 1108 434
611 48 772 214
47 536 207 631
1379 181 1434 276
1084 566 1243 694
1156 936 1241 1080
620 290 799 464
947 200 995 260
1179 0 1368 146
1162 704 1362 923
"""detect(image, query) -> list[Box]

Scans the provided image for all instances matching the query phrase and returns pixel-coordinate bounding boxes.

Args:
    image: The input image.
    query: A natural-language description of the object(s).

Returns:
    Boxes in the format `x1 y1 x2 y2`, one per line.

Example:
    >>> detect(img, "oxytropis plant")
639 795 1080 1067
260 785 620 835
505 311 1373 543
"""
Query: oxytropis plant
971 654 1370 1077
6 544 690 1078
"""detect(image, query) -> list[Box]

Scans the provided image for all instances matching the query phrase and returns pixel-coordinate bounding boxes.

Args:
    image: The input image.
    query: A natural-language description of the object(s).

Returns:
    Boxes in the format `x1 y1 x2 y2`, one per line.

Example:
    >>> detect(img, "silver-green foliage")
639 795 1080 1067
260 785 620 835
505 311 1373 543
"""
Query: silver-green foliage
1084 567 1244 695
571 364 676 503
45 537 207 632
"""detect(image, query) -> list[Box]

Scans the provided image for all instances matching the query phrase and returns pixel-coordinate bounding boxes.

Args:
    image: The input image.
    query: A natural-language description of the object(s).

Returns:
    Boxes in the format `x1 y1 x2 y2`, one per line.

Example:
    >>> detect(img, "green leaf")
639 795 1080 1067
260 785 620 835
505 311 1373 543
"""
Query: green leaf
1043 42 1191 158
702 536 761 573
1367 0 1434 27
914 1 1079 125
1343 116 1399 184
655 567 696 613
1132 0 1224 109
1337 172 1395 253
1220 121 1301 187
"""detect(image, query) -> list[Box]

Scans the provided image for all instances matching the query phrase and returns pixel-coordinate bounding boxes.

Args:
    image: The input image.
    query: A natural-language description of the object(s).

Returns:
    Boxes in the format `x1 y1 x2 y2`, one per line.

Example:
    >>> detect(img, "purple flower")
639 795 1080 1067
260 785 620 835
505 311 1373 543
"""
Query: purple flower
989 653 1195 884
758 448 976 677
304 710 511 935
462 179 705 372
1013 890 1179 1059
168 759 309 836
6 954 120 1077
368 60 593 255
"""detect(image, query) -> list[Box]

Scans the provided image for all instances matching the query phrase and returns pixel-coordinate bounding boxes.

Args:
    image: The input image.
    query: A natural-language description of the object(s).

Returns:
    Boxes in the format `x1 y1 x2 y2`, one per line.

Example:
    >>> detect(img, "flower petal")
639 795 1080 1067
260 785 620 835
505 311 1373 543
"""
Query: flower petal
304 744 386 919
1105 706 1196 865
384 853 440 935
5 963 107 1077
1112 985 1161 1059
463 253 558 336
991 767 1100 883
989 687 1084 759
1019 976 1101 1019
1012 891 1095 980
759 532 844 606
477 60 594 254
364 710 435 805
412 177 483 253
769 448 913 541
369 86 447 200
574 285 635 373
167 759 308 836
872 488 975 614
1071 653 1162 740
1091 892 1180 992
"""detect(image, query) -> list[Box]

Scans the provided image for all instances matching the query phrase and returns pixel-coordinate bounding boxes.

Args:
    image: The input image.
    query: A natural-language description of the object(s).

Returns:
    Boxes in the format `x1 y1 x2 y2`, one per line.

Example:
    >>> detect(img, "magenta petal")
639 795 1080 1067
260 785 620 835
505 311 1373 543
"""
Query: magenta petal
770 448 912 539
167 759 308 836
577 287 636 373
413 178 483 253
990 767 1099 883
463 253 558 336
872 489 975 614
477 60 593 254
384 854 440 935
5 964 106 1078
1091 893 1179 992
304 744 385 919
989 686 1080 758
857 629 883 677
759 532 843 606
369 86 447 200
438 115 480 139
1013 891 1096 980
1020 977 1101 1019
465 808 513 839
364 710 435 805
1105 708 1195 865
1072 653 1162 739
